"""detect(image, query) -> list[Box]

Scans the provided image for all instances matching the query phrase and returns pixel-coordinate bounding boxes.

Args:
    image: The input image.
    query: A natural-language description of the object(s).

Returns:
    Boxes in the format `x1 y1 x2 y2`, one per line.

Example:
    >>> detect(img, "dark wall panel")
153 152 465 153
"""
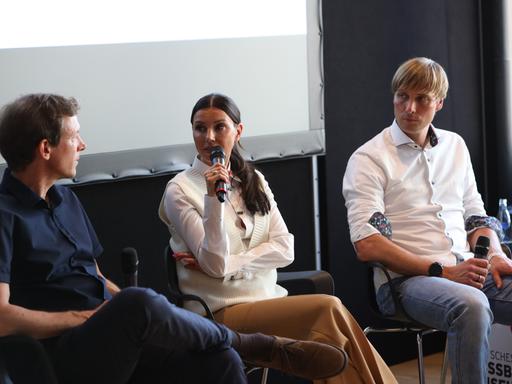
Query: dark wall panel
481 0 512 213
322 0 485 363
72 175 171 293
258 158 317 272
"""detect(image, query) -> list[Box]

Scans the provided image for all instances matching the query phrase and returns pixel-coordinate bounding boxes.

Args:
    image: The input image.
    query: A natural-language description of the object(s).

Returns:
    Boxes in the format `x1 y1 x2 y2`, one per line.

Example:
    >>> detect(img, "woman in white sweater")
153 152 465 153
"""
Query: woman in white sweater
159 93 397 384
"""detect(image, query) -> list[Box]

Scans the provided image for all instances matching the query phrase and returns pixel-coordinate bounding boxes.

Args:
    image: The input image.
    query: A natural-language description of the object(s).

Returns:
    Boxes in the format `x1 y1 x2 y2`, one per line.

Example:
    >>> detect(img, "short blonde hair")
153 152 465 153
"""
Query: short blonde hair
391 57 449 99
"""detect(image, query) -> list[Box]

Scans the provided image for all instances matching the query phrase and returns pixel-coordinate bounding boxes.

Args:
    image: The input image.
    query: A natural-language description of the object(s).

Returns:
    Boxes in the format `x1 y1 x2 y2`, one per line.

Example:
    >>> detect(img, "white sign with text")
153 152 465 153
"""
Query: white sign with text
489 324 512 384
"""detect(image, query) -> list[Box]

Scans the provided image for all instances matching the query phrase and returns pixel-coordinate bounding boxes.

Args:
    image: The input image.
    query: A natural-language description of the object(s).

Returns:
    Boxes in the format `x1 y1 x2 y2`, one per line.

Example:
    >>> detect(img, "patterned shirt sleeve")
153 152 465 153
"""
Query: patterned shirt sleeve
465 215 504 241
368 212 392 239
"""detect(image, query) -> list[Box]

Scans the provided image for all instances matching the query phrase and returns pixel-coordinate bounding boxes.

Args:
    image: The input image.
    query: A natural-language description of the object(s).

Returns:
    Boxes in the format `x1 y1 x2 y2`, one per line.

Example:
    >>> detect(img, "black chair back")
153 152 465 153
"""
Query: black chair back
367 262 407 321
367 262 429 327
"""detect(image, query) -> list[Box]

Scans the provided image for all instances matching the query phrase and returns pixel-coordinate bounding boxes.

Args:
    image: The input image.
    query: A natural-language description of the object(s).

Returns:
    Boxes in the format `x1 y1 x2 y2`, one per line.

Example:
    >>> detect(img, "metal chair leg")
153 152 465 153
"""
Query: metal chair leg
416 332 426 384
365 326 447 383
260 368 269 384
440 338 448 384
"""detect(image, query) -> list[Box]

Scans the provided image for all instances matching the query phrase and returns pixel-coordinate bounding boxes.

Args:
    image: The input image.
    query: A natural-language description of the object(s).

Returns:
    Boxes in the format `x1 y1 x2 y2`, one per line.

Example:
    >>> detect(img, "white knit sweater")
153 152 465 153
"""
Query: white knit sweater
158 160 289 314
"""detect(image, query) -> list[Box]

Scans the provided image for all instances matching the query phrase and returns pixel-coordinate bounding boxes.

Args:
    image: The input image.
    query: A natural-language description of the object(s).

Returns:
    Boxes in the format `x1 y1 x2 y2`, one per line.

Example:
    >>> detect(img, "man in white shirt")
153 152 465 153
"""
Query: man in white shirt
343 57 512 383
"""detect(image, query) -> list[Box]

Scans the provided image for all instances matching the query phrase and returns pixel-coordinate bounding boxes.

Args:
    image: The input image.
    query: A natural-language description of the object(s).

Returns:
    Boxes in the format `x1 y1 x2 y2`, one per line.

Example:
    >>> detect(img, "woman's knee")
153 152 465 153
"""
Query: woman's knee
313 294 355 322
311 294 343 312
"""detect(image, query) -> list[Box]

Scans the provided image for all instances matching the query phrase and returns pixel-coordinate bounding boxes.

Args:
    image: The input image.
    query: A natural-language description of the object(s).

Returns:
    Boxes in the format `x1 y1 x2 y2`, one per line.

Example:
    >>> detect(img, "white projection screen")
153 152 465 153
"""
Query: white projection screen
0 0 323 161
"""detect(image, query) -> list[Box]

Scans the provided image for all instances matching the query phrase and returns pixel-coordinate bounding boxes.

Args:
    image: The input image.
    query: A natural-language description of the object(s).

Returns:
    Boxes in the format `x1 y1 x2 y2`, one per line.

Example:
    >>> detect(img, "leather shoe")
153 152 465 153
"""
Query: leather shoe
245 336 348 380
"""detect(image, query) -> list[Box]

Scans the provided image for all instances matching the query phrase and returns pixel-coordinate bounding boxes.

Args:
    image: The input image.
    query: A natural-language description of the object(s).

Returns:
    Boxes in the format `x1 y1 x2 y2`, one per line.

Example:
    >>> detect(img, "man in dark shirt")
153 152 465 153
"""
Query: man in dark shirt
0 94 345 384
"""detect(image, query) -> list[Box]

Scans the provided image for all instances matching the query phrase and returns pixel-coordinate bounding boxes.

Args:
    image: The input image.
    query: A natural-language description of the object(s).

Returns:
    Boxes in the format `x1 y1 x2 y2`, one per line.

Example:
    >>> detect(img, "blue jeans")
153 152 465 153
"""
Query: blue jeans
377 274 512 384
44 288 247 384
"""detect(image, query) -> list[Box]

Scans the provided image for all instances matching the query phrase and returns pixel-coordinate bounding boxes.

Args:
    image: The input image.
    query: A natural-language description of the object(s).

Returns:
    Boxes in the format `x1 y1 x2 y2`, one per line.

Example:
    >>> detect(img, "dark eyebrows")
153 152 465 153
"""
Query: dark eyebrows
192 118 228 125
397 90 434 99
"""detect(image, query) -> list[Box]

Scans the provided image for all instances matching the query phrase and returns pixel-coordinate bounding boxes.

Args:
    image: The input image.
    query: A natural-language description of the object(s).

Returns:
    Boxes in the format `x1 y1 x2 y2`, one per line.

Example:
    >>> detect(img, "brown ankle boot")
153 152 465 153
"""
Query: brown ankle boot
244 336 348 380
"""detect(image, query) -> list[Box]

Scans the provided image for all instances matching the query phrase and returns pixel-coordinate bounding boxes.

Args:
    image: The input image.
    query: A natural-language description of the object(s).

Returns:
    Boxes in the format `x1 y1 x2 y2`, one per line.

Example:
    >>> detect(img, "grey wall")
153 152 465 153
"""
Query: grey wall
0 36 309 158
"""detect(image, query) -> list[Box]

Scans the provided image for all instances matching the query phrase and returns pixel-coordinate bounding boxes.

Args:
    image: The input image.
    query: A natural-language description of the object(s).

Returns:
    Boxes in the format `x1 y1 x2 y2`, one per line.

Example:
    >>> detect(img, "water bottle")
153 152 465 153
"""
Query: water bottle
497 198 511 240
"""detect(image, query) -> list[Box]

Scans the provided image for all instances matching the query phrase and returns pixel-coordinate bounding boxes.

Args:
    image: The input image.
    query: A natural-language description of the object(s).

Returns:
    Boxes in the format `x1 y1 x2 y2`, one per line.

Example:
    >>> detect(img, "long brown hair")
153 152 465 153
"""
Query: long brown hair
191 93 270 215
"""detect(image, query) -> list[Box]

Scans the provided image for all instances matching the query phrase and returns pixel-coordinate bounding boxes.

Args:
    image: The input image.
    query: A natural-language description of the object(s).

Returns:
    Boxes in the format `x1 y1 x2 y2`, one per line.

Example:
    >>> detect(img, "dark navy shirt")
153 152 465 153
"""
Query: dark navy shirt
0 169 111 311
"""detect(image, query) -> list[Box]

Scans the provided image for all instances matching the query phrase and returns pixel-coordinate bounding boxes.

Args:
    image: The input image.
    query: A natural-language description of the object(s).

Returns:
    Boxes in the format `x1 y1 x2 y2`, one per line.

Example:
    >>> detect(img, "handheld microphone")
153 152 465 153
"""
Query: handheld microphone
210 146 227 203
474 236 490 259
121 247 139 287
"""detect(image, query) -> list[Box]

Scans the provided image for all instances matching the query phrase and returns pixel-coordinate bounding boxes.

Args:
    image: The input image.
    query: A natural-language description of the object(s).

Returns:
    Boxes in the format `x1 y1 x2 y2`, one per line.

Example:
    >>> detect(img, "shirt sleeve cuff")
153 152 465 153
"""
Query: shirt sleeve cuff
0 271 10 283
204 195 224 221
368 212 392 238
465 215 504 241
350 223 382 243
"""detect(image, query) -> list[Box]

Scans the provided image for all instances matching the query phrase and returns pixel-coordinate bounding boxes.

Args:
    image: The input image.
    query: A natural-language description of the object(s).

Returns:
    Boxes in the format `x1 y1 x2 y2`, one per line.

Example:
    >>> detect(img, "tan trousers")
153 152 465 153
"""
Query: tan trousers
214 294 397 384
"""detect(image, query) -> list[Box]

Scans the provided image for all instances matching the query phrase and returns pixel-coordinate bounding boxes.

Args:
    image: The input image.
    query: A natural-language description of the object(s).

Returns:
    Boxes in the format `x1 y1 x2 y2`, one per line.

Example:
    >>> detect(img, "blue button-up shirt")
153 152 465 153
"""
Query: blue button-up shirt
0 168 111 311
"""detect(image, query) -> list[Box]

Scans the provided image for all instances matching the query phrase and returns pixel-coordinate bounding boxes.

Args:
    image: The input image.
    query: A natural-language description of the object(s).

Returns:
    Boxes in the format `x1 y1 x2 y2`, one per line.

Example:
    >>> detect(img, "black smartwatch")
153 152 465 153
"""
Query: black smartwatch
428 262 443 277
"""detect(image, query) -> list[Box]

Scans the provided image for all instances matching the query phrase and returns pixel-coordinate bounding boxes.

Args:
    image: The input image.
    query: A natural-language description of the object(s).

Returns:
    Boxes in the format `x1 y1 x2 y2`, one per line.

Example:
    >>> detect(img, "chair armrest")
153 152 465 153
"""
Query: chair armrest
277 270 334 296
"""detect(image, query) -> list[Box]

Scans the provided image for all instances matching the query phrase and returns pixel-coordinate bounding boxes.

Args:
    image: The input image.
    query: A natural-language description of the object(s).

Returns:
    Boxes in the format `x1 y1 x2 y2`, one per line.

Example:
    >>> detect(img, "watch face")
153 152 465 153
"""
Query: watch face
429 262 443 277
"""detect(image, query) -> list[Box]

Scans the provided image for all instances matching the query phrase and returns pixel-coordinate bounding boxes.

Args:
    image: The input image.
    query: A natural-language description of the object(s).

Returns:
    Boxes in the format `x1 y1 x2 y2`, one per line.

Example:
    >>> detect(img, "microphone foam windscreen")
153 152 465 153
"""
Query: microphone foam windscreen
210 146 225 163
476 236 490 248
474 236 490 259
121 247 139 274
